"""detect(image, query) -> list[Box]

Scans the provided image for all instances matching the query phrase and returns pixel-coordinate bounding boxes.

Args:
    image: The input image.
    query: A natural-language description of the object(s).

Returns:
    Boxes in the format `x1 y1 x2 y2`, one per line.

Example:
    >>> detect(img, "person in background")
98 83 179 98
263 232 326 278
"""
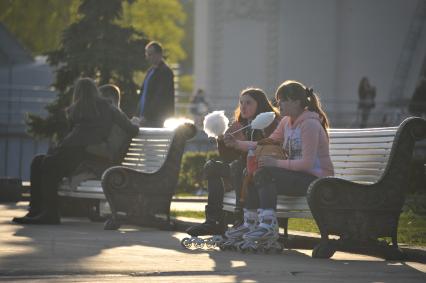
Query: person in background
190 89 209 129
99 84 121 109
132 41 174 127
85 83 139 163
408 77 426 118
357 77 376 128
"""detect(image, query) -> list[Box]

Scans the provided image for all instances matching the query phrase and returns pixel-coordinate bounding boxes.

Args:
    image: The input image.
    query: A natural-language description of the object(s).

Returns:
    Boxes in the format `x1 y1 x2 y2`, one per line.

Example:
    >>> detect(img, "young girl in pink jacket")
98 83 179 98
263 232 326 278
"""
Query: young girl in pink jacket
224 80 334 251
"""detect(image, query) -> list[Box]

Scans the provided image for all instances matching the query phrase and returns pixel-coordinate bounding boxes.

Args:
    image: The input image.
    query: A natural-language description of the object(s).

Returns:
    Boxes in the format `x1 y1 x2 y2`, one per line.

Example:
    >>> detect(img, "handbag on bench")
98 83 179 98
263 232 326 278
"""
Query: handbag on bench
255 144 286 160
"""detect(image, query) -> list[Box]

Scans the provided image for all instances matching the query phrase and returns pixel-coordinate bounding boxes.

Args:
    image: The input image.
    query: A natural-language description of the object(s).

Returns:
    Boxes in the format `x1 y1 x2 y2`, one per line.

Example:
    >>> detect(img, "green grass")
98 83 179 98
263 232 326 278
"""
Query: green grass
170 210 205 219
397 210 426 246
174 193 198 197
287 218 319 234
172 210 426 246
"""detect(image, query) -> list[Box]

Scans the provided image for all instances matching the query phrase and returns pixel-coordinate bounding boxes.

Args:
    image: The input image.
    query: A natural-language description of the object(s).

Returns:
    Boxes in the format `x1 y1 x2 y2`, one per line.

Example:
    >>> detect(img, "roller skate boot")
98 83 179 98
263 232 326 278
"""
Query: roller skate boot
220 209 258 250
239 209 282 253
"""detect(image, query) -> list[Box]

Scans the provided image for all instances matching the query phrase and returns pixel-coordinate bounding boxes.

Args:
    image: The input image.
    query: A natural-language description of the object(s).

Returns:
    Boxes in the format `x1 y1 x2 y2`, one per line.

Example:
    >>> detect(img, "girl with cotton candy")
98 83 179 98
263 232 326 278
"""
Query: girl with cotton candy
184 88 280 245
225 80 334 252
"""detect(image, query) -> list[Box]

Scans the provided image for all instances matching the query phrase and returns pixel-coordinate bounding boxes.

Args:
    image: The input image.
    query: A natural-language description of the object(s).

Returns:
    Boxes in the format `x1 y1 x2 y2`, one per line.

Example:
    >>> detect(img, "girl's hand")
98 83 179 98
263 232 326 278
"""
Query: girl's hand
223 134 238 148
258 156 278 168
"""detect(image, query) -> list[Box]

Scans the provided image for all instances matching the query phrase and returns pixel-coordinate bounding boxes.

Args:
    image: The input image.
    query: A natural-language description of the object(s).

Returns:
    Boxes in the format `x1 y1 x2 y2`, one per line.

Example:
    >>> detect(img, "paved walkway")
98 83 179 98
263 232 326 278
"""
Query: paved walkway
0 202 425 282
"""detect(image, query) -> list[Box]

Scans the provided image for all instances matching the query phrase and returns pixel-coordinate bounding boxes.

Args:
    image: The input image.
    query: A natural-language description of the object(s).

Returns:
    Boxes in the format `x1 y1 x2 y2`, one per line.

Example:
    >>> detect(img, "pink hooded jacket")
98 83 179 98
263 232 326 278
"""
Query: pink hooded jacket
237 110 334 177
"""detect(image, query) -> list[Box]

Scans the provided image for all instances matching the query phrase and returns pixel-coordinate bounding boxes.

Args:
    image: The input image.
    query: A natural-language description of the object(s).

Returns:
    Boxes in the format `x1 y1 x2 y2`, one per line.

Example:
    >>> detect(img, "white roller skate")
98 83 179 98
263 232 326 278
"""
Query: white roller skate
238 209 282 253
220 209 258 250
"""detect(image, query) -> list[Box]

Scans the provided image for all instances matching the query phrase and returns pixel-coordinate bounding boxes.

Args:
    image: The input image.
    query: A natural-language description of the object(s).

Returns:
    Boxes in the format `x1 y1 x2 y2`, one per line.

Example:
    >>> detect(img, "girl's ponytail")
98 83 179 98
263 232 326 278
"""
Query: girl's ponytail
306 88 330 136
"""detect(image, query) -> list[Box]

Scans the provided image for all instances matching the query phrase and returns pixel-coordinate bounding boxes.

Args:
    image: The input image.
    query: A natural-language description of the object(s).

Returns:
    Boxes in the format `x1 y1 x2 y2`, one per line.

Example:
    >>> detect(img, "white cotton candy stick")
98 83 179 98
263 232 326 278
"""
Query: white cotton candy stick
229 112 276 135
203 110 229 138
251 112 276 129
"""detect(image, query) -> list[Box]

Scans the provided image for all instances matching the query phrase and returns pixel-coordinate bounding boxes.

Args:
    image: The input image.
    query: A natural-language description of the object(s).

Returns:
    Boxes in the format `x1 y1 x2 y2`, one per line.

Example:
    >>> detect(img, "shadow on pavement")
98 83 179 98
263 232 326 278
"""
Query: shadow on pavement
1 202 425 282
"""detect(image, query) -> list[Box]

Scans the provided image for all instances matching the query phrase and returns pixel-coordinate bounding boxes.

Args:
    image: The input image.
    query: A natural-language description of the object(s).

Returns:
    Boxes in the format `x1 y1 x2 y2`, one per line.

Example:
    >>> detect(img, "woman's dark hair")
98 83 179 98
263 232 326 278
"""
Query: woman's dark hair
234 87 280 125
67 78 101 121
275 80 330 132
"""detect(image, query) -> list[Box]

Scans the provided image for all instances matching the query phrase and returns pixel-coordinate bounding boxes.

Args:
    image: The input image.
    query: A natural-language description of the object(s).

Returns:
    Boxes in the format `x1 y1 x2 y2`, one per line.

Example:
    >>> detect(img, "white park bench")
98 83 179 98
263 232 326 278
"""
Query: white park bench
223 117 426 259
58 124 196 227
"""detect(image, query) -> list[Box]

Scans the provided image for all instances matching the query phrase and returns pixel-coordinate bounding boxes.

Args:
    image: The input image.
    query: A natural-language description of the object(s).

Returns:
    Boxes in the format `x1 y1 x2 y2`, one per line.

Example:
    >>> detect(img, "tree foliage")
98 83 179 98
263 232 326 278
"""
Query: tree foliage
121 0 186 63
0 0 80 54
26 0 148 142
0 0 186 62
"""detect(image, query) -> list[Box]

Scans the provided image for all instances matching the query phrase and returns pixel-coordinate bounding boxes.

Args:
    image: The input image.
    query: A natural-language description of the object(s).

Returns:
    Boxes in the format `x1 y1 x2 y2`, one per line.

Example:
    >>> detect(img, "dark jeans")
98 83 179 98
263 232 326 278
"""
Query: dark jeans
246 167 318 210
29 146 89 215
205 159 243 209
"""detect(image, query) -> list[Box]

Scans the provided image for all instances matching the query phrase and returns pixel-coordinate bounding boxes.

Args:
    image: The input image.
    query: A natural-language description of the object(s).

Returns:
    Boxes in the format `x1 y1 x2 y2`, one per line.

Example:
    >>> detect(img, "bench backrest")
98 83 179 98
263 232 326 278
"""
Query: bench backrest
121 128 175 173
328 127 398 184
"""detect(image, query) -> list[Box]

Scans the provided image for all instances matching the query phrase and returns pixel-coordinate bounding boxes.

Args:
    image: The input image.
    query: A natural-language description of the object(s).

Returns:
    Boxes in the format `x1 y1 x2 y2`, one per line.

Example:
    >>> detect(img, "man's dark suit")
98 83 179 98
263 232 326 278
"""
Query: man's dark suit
138 60 175 127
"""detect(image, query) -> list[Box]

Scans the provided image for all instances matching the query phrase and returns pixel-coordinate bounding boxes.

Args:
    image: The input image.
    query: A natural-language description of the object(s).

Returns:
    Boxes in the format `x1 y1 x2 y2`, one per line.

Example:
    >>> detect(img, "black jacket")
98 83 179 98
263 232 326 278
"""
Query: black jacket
60 98 139 148
137 60 175 126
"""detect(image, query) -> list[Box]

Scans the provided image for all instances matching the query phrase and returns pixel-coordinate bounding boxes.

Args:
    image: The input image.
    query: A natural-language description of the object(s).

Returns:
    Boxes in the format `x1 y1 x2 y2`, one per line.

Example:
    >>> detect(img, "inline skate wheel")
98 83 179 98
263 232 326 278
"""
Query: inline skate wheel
194 239 205 249
181 237 192 249
205 239 213 249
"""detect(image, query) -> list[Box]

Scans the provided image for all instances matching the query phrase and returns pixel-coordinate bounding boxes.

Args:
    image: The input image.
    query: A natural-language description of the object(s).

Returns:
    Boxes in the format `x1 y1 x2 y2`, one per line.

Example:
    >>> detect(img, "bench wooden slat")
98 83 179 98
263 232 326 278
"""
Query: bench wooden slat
329 129 397 136
123 160 166 166
332 161 386 169
334 167 384 176
121 164 164 171
329 148 391 156
59 190 106 200
121 164 165 170
128 150 169 155
126 152 168 156
79 180 102 187
329 129 397 135
329 142 393 150
329 136 396 144
131 138 172 143
128 147 170 152
121 163 163 171
76 186 103 193
129 144 169 147
330 155 389 162
334 174 379 182
329 127 398 132
125 155 168 160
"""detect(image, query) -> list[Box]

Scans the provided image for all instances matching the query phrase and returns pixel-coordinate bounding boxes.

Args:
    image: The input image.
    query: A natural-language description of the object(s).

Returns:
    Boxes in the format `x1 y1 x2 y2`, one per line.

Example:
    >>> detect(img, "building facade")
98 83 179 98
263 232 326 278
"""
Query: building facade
0 23 56 181
194 0 426 127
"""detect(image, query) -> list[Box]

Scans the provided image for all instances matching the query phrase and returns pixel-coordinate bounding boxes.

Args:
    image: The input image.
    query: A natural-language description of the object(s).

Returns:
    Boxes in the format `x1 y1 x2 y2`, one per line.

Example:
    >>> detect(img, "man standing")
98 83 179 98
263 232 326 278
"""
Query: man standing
134 41 175 127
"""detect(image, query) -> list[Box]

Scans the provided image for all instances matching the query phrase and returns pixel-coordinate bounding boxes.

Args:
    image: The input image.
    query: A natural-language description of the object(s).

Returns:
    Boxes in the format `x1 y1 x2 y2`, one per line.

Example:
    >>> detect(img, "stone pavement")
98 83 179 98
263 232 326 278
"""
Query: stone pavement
0 202 425 282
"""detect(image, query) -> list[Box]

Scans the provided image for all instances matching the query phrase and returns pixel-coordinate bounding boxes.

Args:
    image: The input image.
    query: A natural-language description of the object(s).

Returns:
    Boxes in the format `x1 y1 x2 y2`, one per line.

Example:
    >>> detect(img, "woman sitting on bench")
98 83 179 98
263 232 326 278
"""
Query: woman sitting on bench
185 87 281 237
12 78 139 225
224 80 334 251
